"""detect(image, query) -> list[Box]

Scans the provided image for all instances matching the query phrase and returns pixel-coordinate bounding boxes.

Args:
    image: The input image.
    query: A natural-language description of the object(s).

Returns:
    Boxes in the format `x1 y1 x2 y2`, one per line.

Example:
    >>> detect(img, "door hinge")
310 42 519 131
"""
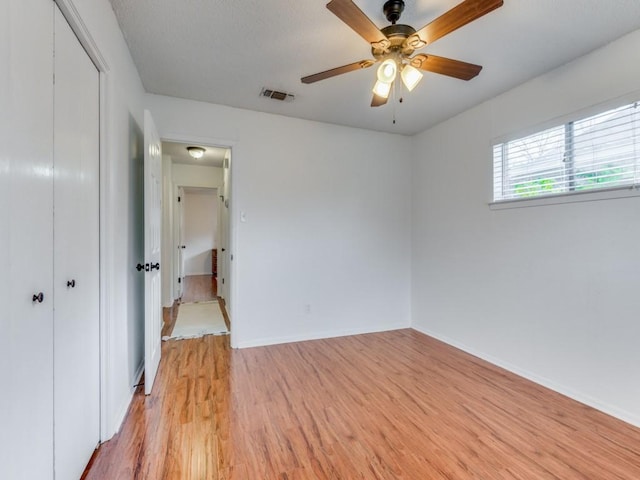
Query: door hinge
178 277 181 284
177 196 181 202
222 278 225 284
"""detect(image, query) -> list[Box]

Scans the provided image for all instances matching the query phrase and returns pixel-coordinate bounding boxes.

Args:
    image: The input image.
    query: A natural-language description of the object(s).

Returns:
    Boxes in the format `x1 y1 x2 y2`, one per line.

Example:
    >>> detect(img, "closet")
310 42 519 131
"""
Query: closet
0 1 101 479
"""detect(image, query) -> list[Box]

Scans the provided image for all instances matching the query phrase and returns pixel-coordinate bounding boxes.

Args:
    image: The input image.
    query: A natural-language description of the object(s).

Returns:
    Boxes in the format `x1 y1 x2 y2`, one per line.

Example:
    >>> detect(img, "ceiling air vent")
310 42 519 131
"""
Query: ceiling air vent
260 87 295 102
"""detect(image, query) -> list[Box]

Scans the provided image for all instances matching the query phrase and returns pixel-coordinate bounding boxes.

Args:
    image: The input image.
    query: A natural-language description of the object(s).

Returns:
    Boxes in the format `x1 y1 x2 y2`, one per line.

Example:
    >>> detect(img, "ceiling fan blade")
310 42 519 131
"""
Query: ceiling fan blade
410 54 482 80
371 93 388 107
301 59 376 84
326 0 389 45
414 0 503 45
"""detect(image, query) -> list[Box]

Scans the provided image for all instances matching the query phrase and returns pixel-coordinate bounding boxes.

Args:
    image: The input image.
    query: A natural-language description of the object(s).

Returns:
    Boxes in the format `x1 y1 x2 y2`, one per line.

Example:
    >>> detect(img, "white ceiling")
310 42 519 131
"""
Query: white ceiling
109 0 640 136
162 141 228 168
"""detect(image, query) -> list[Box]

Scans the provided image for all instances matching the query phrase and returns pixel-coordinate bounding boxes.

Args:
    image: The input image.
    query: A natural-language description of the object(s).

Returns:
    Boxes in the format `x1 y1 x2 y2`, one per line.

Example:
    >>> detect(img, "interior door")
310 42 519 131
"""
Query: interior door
144 110 163 395
53 6 100 478
219 152 232 310
216 188 224 281
0 1 55 478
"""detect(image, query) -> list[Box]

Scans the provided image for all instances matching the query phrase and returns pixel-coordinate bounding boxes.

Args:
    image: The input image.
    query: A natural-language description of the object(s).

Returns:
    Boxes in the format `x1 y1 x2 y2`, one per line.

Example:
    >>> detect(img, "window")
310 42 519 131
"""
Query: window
493 101 640 202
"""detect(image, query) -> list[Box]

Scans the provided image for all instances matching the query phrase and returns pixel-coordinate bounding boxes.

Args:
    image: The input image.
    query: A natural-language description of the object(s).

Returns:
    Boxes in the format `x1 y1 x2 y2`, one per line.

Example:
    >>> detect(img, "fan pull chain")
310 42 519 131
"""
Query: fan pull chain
392 77 405 125
392 80 397 124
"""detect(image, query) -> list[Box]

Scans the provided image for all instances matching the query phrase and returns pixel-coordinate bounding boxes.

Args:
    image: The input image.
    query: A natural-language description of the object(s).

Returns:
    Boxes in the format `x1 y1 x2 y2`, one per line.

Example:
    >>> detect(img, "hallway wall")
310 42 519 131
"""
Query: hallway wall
183 189 218 275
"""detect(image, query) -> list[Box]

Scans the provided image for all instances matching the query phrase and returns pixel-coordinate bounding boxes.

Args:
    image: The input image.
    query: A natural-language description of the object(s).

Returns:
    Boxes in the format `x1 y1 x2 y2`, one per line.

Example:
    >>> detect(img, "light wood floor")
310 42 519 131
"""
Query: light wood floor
82 325 640 479
182 274 218 304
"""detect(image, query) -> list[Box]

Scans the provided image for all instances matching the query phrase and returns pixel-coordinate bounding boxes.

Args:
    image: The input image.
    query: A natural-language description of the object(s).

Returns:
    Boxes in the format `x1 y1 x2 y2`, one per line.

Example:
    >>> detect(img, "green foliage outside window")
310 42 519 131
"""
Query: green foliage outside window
513 178 556 197
512 166 625 198
575 167 624 190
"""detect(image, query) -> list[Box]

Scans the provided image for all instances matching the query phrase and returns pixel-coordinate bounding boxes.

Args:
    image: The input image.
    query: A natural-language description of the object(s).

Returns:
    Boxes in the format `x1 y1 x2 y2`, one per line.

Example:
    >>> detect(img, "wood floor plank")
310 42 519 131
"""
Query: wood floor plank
182 274 218 304
83 328 640 479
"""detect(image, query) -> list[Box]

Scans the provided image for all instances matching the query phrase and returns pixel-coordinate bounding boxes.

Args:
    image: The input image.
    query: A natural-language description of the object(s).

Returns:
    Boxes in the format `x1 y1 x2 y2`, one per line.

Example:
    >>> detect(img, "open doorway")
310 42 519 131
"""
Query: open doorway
179 186 218 301
160 141 232 337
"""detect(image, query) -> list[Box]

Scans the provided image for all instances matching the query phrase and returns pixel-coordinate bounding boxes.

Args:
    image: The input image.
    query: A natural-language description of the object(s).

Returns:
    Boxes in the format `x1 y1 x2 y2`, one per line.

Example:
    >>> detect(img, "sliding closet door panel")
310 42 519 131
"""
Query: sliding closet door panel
0 1 55 479
53 6 100 479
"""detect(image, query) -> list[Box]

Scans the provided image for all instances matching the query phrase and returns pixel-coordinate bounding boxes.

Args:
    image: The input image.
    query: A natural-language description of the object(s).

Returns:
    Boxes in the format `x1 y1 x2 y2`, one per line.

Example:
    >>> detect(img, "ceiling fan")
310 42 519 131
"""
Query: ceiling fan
301 0 503 107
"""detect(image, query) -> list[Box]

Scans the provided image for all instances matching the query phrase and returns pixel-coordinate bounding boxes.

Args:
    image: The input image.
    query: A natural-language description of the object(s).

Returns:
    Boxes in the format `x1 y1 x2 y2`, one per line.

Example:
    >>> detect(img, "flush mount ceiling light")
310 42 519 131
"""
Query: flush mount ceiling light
301 0 503 107
187 146 206 159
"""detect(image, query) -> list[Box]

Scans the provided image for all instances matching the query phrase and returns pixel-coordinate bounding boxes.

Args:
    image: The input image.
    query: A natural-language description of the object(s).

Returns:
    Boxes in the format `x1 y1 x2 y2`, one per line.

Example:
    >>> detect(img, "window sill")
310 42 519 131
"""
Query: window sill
489 185 640 210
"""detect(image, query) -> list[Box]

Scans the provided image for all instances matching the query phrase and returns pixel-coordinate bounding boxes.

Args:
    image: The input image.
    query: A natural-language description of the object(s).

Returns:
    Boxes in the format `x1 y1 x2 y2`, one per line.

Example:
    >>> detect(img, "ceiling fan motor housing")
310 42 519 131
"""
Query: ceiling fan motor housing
372 23 418 58
383 0 405 24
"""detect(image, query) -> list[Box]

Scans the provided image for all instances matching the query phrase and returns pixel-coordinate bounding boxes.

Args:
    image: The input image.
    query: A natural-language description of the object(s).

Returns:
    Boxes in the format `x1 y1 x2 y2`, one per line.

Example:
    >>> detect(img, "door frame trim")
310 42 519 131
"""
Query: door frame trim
160 133 237 347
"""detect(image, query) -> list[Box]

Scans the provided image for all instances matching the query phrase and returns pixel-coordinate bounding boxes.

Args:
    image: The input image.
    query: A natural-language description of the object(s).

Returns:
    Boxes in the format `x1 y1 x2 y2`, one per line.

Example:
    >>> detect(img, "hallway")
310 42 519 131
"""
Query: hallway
161 275 228 338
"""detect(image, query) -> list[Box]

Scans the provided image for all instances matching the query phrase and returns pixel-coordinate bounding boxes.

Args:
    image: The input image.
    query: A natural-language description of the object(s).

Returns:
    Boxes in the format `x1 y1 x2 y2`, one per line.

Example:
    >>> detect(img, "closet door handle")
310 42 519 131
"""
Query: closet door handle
67 279 76 288
32 292 44 303
136 263 147 272
150 262 160 271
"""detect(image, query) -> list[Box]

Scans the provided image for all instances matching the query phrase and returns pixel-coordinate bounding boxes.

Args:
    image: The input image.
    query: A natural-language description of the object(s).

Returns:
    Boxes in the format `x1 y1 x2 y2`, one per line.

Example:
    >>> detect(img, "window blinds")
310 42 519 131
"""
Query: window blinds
493 101 640 201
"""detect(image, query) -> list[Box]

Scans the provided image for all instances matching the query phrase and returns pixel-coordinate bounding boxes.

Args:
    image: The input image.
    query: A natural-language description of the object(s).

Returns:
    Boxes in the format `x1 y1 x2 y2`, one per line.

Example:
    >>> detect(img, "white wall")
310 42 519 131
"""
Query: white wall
66 0 147 439
161 154 174 307
411 29 640 427
146 94 413 348
172 163 223 188
183 189 218 275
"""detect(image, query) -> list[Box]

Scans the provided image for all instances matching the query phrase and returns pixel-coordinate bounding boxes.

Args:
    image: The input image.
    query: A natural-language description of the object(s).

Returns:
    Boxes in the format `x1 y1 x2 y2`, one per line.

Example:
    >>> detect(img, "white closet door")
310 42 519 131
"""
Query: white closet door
53 6 100 480
0 1 55 479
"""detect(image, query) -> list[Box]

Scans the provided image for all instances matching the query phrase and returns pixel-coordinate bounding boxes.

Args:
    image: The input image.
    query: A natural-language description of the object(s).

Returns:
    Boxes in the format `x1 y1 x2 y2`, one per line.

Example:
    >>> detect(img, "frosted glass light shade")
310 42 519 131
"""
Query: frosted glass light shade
377 59 397 83
401 64 423 92
372 80 392 99
187 146 205 159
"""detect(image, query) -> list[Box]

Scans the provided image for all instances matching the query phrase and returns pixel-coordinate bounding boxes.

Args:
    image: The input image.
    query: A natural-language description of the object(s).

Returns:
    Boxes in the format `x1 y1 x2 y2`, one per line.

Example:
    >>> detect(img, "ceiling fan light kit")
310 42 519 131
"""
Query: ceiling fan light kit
377 58 397 83
401 64 423 91
372 79 392 98
301 0 504 108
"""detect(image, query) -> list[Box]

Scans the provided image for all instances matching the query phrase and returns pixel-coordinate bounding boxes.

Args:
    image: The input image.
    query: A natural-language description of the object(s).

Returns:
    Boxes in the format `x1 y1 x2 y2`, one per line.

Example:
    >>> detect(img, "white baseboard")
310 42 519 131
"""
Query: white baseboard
235 322 410 349
411 325 640 429
108 360 145 439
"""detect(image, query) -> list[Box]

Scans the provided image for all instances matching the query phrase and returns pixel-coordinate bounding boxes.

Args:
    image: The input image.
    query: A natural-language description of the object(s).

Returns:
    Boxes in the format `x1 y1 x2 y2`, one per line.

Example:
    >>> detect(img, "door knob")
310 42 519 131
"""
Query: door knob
67 279 76 288
150 262 160 271
32 292 44 303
